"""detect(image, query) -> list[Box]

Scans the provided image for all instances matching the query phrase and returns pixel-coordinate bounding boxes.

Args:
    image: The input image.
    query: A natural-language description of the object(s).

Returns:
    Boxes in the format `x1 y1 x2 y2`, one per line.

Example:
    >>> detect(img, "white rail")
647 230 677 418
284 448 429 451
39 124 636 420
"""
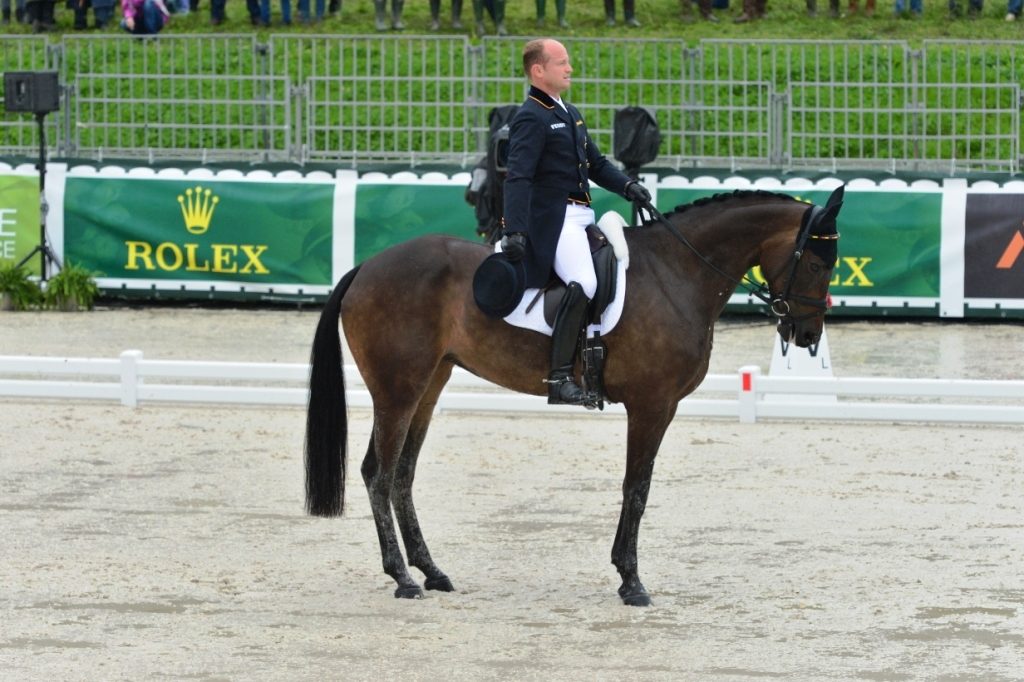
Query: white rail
1 351 1022 424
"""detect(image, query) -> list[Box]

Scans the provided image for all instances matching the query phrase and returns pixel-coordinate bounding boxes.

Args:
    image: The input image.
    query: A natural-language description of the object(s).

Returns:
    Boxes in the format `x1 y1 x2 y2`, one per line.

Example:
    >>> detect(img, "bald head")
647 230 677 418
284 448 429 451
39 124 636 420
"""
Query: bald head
522 39 573 97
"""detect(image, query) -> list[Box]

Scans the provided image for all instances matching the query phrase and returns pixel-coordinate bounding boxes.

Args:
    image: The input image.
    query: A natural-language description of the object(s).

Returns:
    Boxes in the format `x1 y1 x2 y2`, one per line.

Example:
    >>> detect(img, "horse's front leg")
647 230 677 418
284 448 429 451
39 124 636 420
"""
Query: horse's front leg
612 403 676 606
392 366 455 592
361 417 423 599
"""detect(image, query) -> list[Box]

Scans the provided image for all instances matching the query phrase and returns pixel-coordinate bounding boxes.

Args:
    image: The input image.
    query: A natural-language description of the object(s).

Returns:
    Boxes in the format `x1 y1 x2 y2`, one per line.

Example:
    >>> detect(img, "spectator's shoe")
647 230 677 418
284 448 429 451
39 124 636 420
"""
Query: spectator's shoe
392 19 406 30
605 15 616 25
496 21 507 35
559 17 569 27
733 11 753 21
1 9 9 24
1006 11 1017 20
475 20 486 33
430 17 440 30
625 16 641 26
702 10 718 20
452 18 463 27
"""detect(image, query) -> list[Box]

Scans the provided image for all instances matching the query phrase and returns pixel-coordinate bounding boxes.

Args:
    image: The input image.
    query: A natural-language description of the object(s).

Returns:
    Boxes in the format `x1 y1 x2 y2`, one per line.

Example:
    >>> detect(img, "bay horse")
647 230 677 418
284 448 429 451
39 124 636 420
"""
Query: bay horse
305 187 844 606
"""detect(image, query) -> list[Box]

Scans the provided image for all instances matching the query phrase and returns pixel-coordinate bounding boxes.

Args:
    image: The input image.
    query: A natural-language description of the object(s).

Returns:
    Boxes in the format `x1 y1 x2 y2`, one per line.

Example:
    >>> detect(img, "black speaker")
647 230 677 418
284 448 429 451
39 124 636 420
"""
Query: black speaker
3 71 60 115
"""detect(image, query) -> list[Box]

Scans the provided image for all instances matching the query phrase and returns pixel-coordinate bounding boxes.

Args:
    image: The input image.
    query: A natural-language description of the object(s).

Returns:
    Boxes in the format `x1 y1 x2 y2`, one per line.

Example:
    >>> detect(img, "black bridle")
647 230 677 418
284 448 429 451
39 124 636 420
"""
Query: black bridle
637 197 839 329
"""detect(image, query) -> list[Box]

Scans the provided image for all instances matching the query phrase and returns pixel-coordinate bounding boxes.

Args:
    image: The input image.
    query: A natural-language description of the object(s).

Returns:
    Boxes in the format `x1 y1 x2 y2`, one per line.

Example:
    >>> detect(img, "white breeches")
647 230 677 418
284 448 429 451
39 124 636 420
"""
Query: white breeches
553 203 597 299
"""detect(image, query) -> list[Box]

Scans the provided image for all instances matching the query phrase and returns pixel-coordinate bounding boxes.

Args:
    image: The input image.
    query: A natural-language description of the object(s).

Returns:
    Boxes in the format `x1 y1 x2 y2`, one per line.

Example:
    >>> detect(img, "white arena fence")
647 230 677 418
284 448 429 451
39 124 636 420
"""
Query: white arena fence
1 351 1022 424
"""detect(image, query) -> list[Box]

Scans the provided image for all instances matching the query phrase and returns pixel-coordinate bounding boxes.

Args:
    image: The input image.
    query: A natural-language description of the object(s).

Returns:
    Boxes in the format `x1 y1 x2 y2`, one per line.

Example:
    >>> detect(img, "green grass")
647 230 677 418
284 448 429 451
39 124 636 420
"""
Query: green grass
2 0 1023 43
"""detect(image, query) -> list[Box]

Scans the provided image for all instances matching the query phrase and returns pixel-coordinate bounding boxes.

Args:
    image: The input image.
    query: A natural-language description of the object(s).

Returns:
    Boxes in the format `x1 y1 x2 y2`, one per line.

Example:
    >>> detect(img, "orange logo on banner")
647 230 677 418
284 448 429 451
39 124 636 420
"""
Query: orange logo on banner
996 229 1024 269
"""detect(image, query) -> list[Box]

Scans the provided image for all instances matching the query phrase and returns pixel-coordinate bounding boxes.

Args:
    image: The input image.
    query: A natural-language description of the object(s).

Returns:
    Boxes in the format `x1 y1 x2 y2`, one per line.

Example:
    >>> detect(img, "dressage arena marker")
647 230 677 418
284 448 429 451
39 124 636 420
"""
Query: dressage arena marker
766 327 837 403
1 350 1023 424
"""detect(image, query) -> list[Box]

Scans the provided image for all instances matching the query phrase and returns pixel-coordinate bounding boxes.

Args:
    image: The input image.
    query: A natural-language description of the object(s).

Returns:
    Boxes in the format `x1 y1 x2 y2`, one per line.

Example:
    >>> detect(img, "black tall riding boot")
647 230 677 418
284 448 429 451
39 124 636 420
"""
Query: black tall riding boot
548 281 591 406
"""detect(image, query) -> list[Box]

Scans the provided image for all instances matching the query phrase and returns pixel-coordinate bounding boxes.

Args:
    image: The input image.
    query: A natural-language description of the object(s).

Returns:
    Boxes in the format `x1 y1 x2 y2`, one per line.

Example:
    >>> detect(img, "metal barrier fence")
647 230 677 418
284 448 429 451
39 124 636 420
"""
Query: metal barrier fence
2 352 1023 423
2 35 1022 172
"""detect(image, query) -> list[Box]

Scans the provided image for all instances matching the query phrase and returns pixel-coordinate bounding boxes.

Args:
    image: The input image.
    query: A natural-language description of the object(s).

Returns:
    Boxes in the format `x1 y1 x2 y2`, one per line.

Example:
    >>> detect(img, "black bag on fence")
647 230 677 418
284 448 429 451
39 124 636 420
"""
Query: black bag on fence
613 106 661 175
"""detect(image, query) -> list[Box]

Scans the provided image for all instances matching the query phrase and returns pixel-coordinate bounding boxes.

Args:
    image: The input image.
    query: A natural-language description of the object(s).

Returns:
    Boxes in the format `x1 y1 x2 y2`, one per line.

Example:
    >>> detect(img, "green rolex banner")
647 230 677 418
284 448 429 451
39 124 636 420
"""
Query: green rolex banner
353 182 633 264
657 188 942 299
354 183 479 264
0 174 42 275
63 177 334 285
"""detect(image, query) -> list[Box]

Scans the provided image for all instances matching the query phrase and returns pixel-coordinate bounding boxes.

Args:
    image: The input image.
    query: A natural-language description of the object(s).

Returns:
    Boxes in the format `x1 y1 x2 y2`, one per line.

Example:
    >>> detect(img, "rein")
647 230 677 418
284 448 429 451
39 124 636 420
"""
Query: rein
637 201 774 306
636 196 837 324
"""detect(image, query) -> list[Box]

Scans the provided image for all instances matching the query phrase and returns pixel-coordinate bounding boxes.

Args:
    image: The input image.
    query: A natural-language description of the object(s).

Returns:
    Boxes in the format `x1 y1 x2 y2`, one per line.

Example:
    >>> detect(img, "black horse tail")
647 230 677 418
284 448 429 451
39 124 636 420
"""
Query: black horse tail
305 265 361 518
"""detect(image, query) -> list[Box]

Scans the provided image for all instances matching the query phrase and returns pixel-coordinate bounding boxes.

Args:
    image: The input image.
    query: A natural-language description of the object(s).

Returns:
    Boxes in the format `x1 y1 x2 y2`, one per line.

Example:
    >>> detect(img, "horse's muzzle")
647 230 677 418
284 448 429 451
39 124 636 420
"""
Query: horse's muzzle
776 318 821 348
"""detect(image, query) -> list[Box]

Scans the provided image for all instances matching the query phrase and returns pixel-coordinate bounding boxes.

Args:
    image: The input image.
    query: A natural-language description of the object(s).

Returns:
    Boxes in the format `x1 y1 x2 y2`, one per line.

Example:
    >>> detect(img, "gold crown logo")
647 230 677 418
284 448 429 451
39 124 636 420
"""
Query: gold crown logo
177 186 220 235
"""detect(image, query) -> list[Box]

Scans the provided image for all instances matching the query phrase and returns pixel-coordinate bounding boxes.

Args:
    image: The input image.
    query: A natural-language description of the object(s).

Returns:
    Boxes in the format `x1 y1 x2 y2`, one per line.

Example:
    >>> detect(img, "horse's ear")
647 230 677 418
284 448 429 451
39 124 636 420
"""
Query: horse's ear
824 185 845 212
816 185 844 228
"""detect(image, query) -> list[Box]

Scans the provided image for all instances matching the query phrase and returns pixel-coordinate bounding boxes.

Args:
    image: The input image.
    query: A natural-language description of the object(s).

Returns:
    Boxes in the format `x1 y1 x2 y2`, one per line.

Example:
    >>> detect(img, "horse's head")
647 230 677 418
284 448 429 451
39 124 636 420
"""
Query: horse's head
760 186 843 349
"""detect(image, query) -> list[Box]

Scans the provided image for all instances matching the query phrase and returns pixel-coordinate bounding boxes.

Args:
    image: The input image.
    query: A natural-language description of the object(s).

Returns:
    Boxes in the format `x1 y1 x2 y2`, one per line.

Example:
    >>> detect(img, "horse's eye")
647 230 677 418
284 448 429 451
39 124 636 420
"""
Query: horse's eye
808 261 821 274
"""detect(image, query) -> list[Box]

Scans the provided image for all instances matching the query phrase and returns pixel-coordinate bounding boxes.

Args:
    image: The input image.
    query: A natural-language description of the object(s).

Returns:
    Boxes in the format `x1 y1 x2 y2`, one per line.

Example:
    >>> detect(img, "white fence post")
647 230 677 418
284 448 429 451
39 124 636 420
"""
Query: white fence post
738 365 760 424
120 350 143 408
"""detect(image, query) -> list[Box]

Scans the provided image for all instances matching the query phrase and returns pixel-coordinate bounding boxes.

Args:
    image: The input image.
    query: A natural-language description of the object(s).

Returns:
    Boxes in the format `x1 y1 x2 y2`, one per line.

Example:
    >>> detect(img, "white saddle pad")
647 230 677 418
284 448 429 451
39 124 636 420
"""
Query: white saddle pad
499 211 629 337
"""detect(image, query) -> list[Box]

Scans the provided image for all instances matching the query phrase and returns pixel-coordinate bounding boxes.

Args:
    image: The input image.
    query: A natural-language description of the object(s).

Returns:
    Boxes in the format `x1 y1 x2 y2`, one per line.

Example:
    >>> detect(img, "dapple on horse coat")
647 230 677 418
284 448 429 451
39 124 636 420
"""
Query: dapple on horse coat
305 187 844 606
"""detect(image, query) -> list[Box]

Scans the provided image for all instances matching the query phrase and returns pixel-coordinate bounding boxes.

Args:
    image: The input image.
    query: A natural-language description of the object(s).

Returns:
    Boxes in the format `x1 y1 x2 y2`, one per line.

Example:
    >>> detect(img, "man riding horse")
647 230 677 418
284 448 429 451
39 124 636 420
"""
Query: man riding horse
500 38 652 406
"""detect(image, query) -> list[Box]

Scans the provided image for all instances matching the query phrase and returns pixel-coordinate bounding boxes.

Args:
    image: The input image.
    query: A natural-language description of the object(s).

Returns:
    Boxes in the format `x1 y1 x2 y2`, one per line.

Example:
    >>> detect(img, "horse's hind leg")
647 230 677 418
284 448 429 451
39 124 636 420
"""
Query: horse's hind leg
360 407 423 599
393 363 455 592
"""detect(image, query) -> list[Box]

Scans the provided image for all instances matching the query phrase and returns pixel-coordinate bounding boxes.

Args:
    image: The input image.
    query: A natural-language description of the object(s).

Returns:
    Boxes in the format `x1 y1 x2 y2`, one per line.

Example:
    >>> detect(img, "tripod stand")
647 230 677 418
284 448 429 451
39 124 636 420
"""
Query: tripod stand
16 111 62 281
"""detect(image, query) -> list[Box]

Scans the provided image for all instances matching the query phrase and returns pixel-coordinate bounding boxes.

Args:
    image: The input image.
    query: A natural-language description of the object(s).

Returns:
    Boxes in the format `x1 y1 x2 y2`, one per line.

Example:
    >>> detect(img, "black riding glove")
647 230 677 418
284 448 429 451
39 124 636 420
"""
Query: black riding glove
624 180 652 204
501 232 526 262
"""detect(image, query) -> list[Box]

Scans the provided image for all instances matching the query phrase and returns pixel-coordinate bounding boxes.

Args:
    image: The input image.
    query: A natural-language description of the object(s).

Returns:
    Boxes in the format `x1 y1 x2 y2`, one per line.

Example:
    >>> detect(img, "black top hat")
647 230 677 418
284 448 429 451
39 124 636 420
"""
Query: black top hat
473 251 526 318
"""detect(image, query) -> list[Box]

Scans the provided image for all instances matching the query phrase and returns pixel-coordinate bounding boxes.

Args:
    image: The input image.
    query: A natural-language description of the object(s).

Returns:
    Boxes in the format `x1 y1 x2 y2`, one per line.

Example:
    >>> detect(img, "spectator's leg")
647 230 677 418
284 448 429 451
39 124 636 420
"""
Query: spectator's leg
390 0 404 29
697 0 716 18
623 0 639 25
373 0 387 29
603 0 615 25
471 0 485 33
734 0 757 20
93 0 113 26
209 0 225 24
554 0 566 25
451 0 462 27
492 0 505 32
282 0 292 24
72 0 88 28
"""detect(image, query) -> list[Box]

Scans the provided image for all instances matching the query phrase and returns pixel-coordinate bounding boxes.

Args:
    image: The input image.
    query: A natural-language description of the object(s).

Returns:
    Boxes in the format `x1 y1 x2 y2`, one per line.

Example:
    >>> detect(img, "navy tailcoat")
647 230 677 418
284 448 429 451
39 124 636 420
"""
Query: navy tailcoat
502 86 633 290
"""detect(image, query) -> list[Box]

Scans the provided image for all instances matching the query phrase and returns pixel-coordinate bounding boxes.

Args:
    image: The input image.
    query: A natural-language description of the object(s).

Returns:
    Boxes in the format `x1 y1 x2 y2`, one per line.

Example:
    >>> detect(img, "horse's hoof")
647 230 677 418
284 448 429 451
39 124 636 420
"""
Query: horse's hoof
424 575 455 592
394 585 424 599
621 591 652 607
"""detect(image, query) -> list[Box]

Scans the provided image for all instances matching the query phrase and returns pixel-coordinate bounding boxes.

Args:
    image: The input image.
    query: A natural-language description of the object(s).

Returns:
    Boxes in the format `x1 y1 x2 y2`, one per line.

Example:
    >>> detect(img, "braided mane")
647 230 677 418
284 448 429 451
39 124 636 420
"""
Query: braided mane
665 189 801 219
